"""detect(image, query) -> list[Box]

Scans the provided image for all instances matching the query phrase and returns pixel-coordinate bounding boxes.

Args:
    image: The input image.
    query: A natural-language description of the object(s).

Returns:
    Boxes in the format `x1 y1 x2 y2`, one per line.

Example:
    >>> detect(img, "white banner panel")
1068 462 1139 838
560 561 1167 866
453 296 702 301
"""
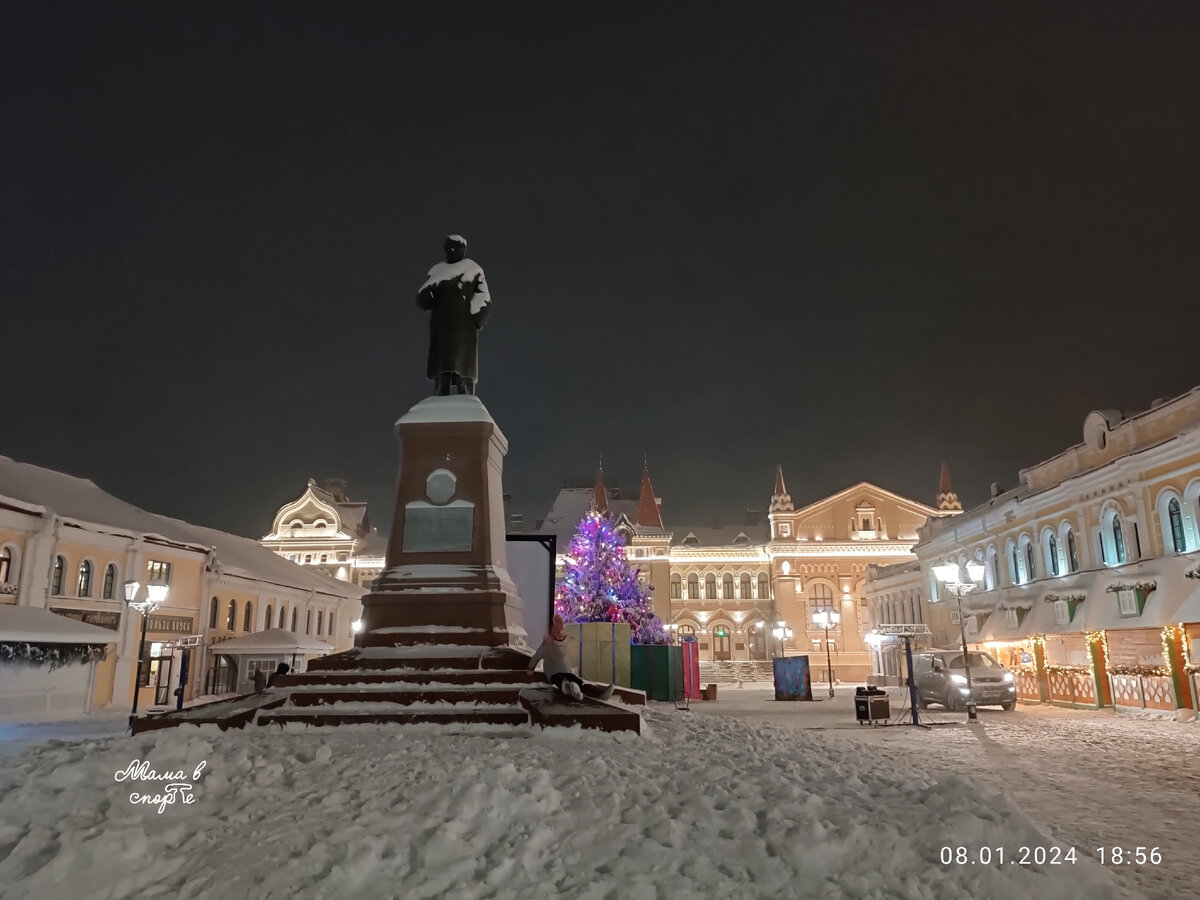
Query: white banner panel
506 536 556 651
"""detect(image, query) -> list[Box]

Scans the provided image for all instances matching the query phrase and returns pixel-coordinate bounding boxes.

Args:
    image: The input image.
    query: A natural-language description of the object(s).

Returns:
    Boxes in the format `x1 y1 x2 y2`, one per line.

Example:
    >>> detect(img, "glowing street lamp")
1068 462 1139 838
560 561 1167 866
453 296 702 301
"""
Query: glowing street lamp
125 580 168 729
812 608 840 698
932 561 986 723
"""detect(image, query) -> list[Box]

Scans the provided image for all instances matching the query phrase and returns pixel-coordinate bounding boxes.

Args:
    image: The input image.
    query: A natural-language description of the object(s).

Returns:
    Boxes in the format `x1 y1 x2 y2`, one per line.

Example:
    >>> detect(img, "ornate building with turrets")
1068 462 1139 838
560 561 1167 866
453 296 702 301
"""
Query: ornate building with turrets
536 462 955 681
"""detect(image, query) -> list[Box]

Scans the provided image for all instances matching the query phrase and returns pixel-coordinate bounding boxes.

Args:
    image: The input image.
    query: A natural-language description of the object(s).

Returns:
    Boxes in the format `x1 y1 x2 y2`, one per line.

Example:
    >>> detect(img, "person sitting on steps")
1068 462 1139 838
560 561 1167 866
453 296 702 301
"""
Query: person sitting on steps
526 614 613 702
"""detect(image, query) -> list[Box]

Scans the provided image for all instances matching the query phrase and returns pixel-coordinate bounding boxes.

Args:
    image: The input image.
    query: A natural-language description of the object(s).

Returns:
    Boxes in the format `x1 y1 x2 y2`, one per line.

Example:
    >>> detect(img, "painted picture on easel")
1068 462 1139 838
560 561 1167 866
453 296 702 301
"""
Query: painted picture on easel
773 656 813 701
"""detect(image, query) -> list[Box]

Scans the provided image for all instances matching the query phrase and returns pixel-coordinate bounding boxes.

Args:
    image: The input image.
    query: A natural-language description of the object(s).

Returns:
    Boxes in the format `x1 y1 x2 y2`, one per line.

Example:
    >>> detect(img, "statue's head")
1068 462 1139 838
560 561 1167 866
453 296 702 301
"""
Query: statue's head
444 234 467 263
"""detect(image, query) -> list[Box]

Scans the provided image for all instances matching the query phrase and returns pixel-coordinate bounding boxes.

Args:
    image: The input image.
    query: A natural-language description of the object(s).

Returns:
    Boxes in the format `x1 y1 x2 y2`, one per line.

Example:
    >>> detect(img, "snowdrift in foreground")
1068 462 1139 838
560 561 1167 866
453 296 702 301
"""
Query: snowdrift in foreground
0 711 1131 900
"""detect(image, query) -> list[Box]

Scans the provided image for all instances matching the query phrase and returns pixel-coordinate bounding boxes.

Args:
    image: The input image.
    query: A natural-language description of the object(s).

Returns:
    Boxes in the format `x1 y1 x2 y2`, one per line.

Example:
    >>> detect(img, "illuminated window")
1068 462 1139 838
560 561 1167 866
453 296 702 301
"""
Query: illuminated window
740 573 751 598
670 575 681 599
227 600 237 631
1168 498 1186 553
52 556 65 595
77 561 93 597
758 573 769 599
722 574 734 599
705 574 716 598
687 574 699 599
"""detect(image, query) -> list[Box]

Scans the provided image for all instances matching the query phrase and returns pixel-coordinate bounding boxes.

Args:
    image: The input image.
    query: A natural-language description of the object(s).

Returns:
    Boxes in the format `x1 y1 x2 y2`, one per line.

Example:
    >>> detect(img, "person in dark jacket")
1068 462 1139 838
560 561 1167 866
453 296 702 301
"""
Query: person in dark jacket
267 663 290 688
417 234 491 395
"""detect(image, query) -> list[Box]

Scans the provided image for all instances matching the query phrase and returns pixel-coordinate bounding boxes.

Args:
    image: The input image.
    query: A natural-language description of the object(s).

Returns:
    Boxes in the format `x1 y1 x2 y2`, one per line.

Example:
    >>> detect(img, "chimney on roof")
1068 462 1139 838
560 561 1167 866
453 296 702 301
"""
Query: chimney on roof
322 479 349 502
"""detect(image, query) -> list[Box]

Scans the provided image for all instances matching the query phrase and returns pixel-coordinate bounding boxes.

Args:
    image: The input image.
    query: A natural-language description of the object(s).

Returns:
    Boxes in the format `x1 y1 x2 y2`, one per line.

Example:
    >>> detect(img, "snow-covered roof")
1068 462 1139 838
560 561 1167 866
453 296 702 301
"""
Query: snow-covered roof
0 605 120 644
672 524 771 548
208 628 333 655
0 456 363 602
396 395 495 426
159 518 365 601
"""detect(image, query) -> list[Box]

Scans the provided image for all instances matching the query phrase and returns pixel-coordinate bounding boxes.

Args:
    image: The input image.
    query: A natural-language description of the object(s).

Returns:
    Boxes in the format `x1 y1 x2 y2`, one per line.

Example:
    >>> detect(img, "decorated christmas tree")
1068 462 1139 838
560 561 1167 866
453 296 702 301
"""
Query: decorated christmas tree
556 508 672 644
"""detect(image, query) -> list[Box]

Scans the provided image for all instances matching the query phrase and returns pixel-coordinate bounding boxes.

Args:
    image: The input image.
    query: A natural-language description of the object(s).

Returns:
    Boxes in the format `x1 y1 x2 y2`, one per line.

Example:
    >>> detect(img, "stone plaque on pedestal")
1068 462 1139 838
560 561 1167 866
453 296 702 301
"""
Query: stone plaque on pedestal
401 501 475 553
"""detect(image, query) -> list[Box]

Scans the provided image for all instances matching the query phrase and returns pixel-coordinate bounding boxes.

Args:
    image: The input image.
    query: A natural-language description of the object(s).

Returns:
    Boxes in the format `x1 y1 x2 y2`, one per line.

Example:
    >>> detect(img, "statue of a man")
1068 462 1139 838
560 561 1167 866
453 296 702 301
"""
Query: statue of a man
417 234 491 396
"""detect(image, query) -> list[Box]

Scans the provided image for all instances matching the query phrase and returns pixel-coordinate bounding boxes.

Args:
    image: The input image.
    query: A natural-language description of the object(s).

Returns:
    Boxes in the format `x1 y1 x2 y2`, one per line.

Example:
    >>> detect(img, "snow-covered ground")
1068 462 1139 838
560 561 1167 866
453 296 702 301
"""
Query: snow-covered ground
0 689 1192 899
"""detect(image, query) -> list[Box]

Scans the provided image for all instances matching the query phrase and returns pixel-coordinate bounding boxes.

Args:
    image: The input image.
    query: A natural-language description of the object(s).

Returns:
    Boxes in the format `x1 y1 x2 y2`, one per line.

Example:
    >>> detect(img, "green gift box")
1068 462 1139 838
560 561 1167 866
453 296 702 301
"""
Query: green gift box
631 644 683 701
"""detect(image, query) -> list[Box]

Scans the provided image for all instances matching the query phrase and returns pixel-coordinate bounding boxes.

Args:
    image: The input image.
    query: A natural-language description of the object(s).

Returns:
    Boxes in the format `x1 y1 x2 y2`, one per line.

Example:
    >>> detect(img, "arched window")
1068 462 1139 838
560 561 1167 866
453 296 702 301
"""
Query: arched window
1168 498 1186 553
209 597 219 629
306 610 313 634
1112 515 1127 564
287 554 297 562
227 600 237 631
327 612 335 636
704 573 716 598
317 611 324 635
678 624 696 637
77 560 93 597
1008 542 1019 585
243 602 253 632
266 604 273 630
810 582 833 610
758 573 769 599
0 546 11 584
722 573 734 599
291 608 298 631
740 573 752 598
687 574 699 599
319 553 328 563
1023 540 1036 582
1067 530 1079 572
984 547 999 591
303 554 312 564
52 556 65 595
670 575 681 599
103 563 117 599
1045 533 1060 577
314 521 327 530
279 606 287 628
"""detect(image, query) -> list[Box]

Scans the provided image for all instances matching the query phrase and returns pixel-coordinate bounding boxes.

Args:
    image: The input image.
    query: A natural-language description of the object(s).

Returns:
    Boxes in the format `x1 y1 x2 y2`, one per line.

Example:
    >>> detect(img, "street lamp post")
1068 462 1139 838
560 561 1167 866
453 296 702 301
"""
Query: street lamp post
932 561 986 723
125 580 169 729
811 608 840 698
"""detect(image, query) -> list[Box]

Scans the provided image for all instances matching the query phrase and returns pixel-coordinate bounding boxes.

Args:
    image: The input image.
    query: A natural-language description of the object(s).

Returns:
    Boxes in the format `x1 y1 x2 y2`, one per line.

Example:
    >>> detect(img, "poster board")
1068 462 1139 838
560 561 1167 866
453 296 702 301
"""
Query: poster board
506 535 556 652
773 655 813 701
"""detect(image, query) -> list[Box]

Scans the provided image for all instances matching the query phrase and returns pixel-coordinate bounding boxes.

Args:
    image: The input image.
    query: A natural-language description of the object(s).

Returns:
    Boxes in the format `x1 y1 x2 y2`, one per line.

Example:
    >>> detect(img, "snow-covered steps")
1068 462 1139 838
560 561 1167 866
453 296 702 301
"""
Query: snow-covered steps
518 687 642 735
131 693 286 735
278 669 539 687
257 699 530 729
287 686 525 707
304 645 531 672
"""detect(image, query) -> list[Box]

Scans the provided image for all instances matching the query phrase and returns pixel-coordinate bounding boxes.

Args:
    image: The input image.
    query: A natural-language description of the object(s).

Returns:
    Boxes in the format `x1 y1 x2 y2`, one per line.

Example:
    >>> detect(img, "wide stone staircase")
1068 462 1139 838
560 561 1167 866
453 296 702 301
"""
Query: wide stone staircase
134 641 644 735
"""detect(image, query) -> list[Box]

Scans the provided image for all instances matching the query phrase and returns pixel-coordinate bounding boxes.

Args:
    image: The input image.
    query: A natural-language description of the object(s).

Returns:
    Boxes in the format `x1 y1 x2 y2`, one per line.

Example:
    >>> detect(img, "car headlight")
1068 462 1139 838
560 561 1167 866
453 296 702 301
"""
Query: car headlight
950 674 968 685
1002 671 1014 683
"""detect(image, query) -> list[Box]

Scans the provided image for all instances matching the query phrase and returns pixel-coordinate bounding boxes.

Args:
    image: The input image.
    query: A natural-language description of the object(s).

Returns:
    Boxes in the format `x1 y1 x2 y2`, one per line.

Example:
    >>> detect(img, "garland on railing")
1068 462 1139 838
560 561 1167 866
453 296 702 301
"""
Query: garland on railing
1105 581 1156 594
1108 664 1171 677
1045 664 1091 675
0 583 18 595
0 641 108 671
1043 593 1086 604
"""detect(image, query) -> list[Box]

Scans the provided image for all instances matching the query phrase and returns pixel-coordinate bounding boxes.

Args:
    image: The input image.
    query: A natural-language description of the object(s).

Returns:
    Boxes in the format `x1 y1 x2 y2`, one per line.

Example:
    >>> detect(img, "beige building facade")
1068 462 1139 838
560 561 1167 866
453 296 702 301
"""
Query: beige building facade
866 385 1200 715
538 464 953 683
0 457 363 718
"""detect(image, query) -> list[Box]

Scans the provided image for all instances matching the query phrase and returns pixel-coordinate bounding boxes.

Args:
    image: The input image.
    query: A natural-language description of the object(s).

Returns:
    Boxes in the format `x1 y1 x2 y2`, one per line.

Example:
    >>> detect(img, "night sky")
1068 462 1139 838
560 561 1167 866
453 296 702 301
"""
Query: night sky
4 3 1199 539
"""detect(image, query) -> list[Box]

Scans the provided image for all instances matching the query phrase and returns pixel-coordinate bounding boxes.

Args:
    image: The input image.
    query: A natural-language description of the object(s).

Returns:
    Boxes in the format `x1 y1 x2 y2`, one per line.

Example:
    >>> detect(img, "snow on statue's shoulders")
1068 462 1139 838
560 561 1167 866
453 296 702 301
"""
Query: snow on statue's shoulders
421 258 484 291
396 395 495 425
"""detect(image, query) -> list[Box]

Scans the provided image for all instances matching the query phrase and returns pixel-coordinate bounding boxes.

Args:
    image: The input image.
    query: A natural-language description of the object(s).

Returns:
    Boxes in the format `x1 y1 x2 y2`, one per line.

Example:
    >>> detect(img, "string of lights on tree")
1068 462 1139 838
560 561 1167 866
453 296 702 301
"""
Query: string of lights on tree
555 508 671 645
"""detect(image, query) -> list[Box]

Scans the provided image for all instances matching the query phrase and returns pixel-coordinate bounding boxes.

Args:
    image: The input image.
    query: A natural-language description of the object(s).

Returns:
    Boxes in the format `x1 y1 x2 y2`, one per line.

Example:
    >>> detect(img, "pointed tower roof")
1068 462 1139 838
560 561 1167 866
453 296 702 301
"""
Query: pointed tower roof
636 460 664 529
591 459 609 515
769 465 794 512
936 462 963 512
